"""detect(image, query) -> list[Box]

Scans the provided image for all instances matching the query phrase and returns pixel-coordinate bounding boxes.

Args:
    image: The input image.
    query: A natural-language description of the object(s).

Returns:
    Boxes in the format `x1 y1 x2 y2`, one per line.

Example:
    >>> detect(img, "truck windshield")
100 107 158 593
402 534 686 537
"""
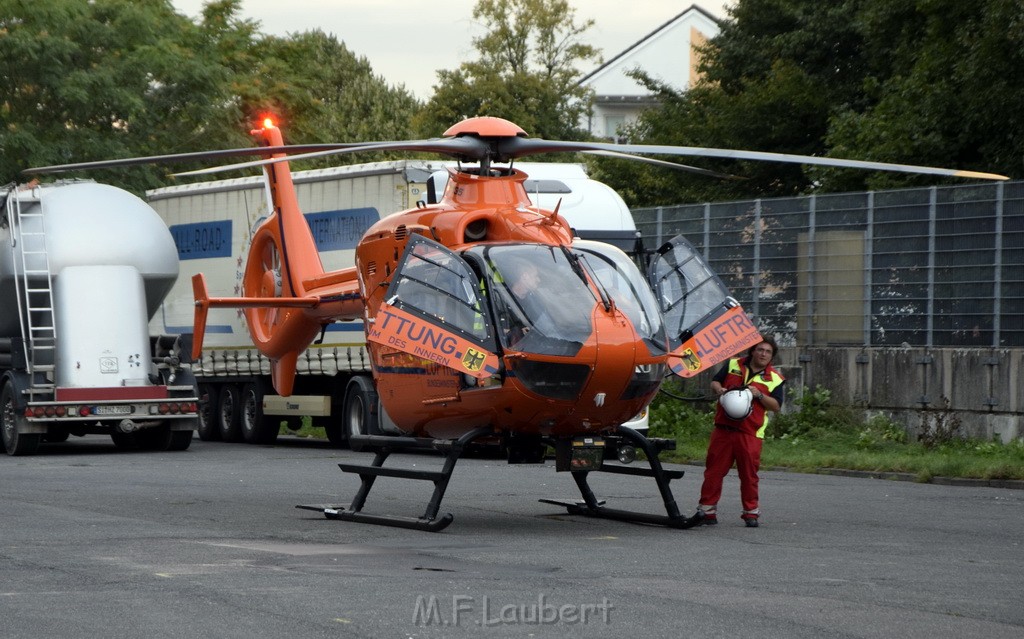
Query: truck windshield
471 245 595 356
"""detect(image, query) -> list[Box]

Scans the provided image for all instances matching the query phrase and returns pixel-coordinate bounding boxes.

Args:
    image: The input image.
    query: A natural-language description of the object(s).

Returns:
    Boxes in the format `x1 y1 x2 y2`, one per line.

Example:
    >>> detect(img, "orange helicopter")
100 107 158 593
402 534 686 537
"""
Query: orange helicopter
26 116 1007 531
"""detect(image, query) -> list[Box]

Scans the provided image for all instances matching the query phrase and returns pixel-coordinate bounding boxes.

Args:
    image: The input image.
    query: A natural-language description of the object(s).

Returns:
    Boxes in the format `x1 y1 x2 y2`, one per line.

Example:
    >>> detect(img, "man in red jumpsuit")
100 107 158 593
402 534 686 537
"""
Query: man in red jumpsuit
697 336 785 528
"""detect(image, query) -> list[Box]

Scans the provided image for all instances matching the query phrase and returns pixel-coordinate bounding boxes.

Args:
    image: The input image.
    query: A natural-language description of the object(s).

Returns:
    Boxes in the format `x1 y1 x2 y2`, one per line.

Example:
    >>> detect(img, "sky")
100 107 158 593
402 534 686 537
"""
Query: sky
170 1 732 99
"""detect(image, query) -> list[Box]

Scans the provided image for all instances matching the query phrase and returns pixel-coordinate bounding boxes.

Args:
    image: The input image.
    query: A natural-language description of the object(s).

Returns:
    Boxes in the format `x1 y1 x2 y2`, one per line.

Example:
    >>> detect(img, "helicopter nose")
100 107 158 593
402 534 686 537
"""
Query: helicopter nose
576 308 640 420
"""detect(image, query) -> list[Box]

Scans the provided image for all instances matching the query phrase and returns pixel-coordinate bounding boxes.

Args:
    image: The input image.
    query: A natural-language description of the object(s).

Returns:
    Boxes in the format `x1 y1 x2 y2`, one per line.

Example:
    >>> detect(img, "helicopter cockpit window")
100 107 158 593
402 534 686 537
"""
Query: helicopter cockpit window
469 244 595 356
572 240 668 355
389 236 491 345
649 235 732 347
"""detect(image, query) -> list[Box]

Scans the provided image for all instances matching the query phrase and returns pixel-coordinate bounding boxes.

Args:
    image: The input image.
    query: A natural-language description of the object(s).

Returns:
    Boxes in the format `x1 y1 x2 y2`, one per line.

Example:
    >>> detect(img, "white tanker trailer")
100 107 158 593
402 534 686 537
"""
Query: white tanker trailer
0 181 199 455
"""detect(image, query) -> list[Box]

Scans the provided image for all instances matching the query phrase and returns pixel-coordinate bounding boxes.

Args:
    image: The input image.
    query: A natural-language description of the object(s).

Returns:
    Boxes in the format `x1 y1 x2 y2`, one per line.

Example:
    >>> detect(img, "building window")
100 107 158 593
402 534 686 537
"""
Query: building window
605 116 626 140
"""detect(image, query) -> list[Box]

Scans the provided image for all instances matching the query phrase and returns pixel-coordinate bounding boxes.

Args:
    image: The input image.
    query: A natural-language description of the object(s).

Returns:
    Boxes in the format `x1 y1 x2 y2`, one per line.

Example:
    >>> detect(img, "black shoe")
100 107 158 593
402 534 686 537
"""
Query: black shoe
743 517 759 528
703 516 718 526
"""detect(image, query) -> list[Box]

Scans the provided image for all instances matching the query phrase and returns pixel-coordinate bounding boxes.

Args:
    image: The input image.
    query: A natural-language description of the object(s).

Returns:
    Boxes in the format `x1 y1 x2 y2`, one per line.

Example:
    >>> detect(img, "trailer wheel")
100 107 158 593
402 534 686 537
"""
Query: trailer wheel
1 382 40 456
344 376 378 452
218 384 243 442
241 381 278 445
196 384 220 441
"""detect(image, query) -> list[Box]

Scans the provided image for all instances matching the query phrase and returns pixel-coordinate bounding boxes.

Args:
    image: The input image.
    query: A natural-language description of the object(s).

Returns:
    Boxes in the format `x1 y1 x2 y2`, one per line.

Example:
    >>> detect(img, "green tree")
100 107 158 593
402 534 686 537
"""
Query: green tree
1 0 421 190
241 30 419 162
593 0 1022 206
0 0 244 191
825 0 1024 190
592 0 868 205
415 0 600 141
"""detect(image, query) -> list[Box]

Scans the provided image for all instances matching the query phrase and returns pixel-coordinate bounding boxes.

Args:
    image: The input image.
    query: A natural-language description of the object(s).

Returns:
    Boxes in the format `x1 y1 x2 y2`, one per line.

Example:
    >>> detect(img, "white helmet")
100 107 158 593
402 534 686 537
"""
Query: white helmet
720 388 753 420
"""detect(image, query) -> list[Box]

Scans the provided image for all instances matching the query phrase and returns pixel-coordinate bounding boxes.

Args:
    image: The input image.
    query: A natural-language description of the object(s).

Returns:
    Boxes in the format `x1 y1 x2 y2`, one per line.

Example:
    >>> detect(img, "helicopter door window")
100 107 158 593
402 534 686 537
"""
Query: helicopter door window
387 235 495 349
648 234 733 349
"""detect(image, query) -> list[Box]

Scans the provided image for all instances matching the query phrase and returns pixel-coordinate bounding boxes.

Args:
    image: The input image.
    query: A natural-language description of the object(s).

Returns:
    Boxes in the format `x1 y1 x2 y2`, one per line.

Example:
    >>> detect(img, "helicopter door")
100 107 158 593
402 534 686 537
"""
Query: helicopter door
369 235 499 379
647 234 761 377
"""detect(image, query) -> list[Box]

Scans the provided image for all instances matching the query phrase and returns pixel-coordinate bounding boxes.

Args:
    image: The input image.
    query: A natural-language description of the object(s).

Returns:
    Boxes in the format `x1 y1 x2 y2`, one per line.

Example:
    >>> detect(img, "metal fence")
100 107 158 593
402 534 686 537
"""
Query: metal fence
634 180 1024 349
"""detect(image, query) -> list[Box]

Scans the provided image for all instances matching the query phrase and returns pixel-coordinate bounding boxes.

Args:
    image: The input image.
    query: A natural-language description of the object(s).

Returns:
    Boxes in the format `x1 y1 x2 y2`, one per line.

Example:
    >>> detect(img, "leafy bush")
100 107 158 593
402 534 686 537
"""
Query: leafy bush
643 381 1024 480
769 385 859 440
855 414 908 449
648 385 715 460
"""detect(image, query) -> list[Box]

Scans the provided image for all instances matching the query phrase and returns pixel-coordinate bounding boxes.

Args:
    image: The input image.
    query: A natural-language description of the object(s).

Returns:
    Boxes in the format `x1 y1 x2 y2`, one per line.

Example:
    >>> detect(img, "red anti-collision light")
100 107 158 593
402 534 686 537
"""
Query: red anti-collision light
79 406 91 417
55 406 66 417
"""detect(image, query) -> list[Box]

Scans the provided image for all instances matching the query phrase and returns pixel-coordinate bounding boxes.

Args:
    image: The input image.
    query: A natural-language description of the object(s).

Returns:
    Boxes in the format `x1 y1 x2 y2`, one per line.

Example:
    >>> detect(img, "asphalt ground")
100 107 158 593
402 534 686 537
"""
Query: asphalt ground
1 436 1021 639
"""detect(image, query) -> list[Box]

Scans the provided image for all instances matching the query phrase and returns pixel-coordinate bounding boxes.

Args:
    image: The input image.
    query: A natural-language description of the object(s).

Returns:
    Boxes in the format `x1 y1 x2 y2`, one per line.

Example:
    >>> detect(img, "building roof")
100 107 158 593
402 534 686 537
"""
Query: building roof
580 4 722 86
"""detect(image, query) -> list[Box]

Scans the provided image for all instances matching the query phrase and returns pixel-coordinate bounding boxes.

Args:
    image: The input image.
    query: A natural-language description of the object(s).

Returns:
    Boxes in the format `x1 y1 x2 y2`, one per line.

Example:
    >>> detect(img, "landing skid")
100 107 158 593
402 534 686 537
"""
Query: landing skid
296 426 494 533
539 426 704 529
298 425 702 532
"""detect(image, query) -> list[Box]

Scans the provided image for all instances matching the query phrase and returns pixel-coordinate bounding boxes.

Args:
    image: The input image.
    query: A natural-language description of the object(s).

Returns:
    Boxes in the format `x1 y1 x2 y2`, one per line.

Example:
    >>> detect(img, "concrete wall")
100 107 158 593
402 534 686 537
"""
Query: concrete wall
685 347 1023 443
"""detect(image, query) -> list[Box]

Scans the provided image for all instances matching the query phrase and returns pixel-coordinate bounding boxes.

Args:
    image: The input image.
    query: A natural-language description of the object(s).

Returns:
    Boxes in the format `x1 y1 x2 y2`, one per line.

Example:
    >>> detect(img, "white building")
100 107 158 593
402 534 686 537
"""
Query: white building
580 5 721 140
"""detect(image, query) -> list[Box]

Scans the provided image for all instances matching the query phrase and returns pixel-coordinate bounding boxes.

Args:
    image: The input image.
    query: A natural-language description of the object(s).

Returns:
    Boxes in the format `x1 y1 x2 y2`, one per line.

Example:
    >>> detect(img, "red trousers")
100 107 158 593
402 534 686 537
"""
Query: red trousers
699 426 763 515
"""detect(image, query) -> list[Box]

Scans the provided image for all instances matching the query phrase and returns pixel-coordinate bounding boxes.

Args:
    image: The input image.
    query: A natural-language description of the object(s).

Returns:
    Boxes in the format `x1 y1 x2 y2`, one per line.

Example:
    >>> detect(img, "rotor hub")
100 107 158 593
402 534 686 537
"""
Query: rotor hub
443 117 528 139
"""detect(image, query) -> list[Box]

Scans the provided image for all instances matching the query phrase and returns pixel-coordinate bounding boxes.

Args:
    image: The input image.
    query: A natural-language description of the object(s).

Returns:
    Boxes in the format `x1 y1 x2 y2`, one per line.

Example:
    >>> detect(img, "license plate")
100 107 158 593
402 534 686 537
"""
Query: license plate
555 436 606 471
93 405 132 416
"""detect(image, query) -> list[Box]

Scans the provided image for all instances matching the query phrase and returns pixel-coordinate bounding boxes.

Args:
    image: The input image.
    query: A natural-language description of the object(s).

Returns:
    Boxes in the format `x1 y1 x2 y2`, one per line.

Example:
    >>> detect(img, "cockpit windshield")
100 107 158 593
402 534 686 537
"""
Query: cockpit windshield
573 240 668 354
469 245 595 356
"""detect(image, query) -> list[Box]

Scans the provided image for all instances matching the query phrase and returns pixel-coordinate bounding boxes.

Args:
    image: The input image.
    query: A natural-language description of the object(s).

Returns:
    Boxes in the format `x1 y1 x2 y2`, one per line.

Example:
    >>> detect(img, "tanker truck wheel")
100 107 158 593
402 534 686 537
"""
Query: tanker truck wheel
110 432 138 449
167 428 194 451
1 382 40 456
196 384 221 441
136 425 173 451
43 427 70 443
241 381 278 445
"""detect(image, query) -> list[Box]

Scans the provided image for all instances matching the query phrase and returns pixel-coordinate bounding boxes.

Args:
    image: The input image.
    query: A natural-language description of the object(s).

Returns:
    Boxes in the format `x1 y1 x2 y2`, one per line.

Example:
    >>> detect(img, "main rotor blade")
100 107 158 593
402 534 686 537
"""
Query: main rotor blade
582 149 745 181
499 138 1009 181
172 137 493 177
22 144 370 176
24 124 1009 183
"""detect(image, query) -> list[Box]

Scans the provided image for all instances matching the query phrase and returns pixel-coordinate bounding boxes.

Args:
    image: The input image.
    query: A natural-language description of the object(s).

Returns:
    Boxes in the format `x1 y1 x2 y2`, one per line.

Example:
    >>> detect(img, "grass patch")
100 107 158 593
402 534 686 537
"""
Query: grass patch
649 382 1024 481
278 415 323 439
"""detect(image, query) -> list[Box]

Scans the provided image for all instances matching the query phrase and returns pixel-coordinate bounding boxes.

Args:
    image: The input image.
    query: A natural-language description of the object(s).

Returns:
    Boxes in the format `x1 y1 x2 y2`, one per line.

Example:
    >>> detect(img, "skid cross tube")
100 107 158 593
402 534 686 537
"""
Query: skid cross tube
539 426 704 529
297 426 494 532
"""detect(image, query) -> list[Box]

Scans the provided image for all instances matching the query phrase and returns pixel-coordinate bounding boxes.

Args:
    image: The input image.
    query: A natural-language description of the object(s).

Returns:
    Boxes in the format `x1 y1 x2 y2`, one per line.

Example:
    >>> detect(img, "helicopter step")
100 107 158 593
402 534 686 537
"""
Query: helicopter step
592 463 686 479
539 426 705 530
296 426 495 533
